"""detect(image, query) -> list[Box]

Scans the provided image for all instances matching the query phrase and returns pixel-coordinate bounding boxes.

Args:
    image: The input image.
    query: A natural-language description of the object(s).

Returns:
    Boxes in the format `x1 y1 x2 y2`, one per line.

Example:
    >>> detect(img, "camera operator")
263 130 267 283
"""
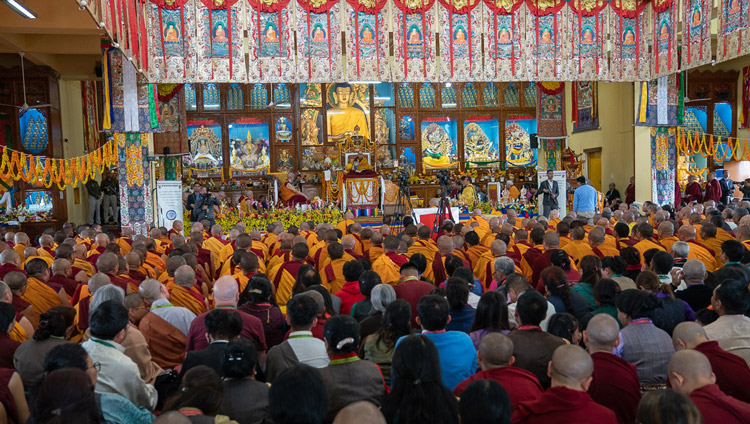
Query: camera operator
193 185 220 227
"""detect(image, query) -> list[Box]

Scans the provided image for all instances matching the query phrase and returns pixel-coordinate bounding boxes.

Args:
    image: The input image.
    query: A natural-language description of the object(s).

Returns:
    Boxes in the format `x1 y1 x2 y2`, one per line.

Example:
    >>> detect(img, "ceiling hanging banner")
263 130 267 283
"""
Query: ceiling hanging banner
524 0 569 81
246 0 295 82
651 0 677 78
567 0 609 81
483 0 527 80
681 0 712 69
345 0 390 81
393 0 437 82
295 0 343 82
146 0 193 82
195 0 247 82
717 0 750 62
438 0 483 81
609 0 650 81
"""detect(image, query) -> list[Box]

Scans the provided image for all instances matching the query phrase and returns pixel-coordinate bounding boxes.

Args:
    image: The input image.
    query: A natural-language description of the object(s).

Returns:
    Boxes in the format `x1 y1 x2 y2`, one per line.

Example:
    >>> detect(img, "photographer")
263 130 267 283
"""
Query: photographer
193 185 220 227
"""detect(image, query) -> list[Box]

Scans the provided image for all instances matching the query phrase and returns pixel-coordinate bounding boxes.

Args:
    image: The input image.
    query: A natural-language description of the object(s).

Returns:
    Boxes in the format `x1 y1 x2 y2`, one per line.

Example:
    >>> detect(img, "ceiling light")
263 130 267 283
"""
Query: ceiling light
2 0 36 19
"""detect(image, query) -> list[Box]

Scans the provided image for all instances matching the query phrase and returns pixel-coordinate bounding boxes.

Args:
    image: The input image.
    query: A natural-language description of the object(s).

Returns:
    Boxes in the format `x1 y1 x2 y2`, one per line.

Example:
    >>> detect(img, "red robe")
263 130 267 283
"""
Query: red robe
695 341 750 403
704 179 722 203
453 366 542 408
49 275 78 297
513 386 618 424
588 352 641 424
684 181 703 203
0 264 24 280
625 183 635 205
689 384 750 423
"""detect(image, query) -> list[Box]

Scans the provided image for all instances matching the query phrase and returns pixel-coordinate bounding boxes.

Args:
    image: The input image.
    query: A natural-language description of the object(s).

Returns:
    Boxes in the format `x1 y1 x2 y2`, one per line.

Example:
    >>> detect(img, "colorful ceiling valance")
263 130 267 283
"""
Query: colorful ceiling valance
82 0 750 83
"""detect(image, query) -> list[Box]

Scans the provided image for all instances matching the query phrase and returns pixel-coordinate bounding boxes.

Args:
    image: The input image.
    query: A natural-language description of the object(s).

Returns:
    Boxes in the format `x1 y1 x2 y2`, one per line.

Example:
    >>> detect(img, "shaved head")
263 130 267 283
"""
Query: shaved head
490 240 507 257
479 333 514 367
214 275 239 305
550 345 594 389
668 350 715 395
584 314 620 351
437 235 454 255
333 401 385 424
672 321 709 351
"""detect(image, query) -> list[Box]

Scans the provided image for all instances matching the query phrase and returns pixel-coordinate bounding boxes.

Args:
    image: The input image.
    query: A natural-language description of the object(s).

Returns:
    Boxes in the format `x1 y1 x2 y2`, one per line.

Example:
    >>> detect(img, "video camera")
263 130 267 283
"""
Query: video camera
435 170 452 187
396 169 410 187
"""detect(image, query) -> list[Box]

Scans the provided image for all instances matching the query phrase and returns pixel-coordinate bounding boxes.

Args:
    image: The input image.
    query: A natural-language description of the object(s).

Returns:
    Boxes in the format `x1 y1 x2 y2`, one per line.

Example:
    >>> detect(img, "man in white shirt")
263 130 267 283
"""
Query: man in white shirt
704 280 750 366
138 278 196 336
504 274 556 331
266 292 329 382
82 299 158 410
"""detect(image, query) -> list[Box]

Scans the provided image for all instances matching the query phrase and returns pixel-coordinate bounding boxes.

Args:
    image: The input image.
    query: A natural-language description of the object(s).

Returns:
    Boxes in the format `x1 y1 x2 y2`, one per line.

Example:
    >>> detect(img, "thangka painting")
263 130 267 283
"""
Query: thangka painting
296 3 343 82
505 117 537 167
681 0 712 69
421 117 458 171
524 0 567 81
117 133 152 236
186 121 223 173
276 147 294 172
610 0 650 81
741 67 749 129
636 74 681 127
345 0 390 81
326 83 370 142
717 0 750 61
102 48 159 133
483 0 526 81
464 117 500 167
438 0 483 81
158 94 181 132
568 0 609 80
537 83 567 137
19 109 48 154
573 82 599 132
229 118 270 173
146 0 194 82
392 0 437 82
195 0 247 82
651 127 676 206
246 0 295 83
652 0 678 78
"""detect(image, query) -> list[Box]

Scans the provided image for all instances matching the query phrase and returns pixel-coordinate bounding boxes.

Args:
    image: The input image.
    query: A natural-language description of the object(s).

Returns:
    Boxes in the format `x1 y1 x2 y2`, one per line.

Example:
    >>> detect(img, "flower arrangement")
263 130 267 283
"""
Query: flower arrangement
186 204 344 232
459 201 538 217
3 206 52 223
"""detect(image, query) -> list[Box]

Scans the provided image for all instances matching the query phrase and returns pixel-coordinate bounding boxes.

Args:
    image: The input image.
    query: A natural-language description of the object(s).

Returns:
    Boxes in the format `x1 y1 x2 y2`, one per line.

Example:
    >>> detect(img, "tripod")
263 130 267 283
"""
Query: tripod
432 184 453 235
392 182 412 233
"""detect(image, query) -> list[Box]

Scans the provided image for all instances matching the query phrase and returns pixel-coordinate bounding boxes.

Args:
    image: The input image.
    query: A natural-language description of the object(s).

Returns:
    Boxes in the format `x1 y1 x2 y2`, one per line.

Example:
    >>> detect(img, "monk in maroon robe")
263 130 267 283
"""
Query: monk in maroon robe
453 333 542 408
672 321 750 403
684 175 703 203
584 314 641 424
513 345 617 424
625 177 635 205
668 350 750 423
704 172 722 204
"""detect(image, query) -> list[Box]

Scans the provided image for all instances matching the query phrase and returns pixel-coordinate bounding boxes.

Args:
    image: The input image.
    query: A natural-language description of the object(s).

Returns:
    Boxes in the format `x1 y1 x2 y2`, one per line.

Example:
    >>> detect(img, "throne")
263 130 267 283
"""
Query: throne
340 131 379 215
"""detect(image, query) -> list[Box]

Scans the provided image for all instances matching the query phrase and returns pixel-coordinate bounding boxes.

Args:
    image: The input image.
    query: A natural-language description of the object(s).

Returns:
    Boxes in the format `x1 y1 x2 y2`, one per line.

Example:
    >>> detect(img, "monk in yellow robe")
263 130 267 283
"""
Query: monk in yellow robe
656 222 679 254
588 228 620 259
632 224 666 264
145 242 167 275
700 224 724 265
322 243 349 294
368 231 385 262
336 212 355 235
170 265 208 317
677 225 717 272
562 227 596 267
272 244 309 312
373 236 409 286
22 262 66 326
466 211 490 233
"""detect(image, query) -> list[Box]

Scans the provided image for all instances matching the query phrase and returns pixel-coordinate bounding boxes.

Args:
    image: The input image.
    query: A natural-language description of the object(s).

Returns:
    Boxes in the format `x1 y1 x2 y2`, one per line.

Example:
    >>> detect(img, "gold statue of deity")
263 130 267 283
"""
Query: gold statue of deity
464 122 496 162
421 123 456 169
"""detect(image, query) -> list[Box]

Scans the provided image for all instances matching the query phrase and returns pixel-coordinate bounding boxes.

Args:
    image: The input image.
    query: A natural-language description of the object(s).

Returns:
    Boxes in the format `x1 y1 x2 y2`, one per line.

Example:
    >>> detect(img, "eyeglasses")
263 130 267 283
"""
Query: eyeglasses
88 362 101 372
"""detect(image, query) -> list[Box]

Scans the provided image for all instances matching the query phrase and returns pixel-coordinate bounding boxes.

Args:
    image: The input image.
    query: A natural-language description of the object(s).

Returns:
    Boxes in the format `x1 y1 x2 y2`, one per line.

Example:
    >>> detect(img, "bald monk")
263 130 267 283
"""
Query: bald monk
0 250 24 280
249 230 269 262
217 229 241 266
266 236 294 272
137 280 188 369
37 235 56 261
273 243 309 309
431 236 469 285
453 333 542 407
72 244 96 278
633 223 666 264
310 230 339 270
668 350 750 423
678 225 717 272
49 259 79 298
464 231 489 268
143 239 167 275
520 229 545 281
86 233 109 264
368 232 385 262
562 227 594 267
13 232 30 263
407 226 438 280
126 252 148 284
219 234 253 277
347 224 366 257
97 252 137 294
584 314 641 424
336 211 355 235
589 227 620 259
21 247 53 269
333 401 386 424
170 265 208 317
322 243 349 294
466 210 490 233
5 272 36 331
513 345 618 423
474 240 509 289
73 272 111 334
22 259 68 325
341 235 362 260
116 227 134 256
0 281 33 343
657 222 679 254
372 236 408 286
672 321 750 403
231 252 259 293
699 223 725 265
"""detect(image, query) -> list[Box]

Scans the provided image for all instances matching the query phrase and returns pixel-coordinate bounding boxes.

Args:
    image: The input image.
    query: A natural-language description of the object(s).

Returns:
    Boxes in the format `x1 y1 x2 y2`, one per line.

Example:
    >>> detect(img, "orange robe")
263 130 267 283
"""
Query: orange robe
251 240 269 261
592 244 621 258
371 254 402 286
262 233 278 250
686 240 718 272
273 260 306 311
9 321 26 343
716 228 734 244
562 240 595 267
231 271 253 293
116 237 133 255
549 218 561 228
633 239 667 264
138 312 186 369
73 258 95 278
520 245 544 281
218 242 236 265
702 237 724 264
336 219 355 234
38 247 55 261
170 285 208 316
466 245 490 269
13 244 27 263
480 232 498 248
660 236 679 254
22 255 53 269
145 252 167 275
322 259 348 293
407 240 438 280
558 236 571 249
22 277 62 323
466 216 491 233
368 246 384 262
473 251 496 284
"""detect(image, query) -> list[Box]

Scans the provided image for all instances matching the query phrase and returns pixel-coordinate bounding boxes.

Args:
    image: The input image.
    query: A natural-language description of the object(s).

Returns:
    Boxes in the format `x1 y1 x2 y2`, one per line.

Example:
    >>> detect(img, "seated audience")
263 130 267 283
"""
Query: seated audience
219 339 269 424
181 308 243 377
361 299 411 384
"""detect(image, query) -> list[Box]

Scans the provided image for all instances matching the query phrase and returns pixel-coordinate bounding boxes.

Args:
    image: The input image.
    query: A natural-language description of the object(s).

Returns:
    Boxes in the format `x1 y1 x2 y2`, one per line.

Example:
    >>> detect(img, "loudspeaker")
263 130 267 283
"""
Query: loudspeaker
530 134 538 149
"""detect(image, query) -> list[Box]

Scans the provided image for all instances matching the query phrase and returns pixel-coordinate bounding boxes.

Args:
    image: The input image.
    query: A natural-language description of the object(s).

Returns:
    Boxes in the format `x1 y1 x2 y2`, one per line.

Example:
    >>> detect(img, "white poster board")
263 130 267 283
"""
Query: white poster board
156 181 184 229
536 170 567 217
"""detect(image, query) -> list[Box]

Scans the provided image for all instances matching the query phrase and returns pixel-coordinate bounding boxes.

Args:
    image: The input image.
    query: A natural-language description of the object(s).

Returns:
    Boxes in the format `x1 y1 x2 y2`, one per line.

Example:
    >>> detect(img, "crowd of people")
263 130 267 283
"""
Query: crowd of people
0 198 747 423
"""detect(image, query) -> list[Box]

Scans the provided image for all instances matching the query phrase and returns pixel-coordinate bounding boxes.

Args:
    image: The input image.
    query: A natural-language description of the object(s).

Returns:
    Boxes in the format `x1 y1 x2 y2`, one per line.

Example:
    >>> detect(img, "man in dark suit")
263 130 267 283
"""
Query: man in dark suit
181 308 243 377
537 170 559 218
185 183 202 223
720 170 735 205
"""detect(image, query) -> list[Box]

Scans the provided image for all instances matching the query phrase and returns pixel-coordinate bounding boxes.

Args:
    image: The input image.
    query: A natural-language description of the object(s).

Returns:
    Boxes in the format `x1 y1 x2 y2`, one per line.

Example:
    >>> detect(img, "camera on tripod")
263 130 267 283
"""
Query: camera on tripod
396 169 410 187
435 170 452 187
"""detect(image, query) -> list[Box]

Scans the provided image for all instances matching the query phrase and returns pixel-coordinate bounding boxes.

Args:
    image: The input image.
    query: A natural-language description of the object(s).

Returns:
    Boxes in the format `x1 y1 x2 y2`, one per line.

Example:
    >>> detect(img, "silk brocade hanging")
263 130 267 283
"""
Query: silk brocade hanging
717 0 750 61
524 0 569 81
345 0 390 81
651 0 677 78
194 0 247 82
483 0 526 81
568 0 609 81
681 0 712 69
438 0 483 81
246 0 296 82
295 0 343 82
393 0 437 82
146 0 193 83
609 0 650 81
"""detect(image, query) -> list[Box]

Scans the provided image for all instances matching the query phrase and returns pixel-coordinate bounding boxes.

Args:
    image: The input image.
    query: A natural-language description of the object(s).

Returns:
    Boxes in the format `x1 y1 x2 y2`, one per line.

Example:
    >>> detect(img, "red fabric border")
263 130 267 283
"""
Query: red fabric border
297 0 339 13
187 119 220 126
199 0 239 10
231 117 266 124
393 0 436 14
246 0 291 12
526 0 565 16
651 0 673 13
346 0 388 15
568 0 606 16
437 0 481 14
483 0 524 14
537 81 564 95
157 84 184 102
148 0 189 10
610 0 648 18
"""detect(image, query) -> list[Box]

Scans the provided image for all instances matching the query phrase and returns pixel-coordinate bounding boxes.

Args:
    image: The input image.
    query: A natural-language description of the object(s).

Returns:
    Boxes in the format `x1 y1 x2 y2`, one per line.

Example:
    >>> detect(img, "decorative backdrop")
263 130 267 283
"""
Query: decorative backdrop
651 127 676 206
